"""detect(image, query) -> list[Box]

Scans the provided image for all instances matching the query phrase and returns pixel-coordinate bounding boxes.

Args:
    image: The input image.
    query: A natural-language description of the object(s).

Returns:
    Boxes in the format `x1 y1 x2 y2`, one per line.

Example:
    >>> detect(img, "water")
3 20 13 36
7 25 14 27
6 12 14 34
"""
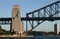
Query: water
0 36 60 39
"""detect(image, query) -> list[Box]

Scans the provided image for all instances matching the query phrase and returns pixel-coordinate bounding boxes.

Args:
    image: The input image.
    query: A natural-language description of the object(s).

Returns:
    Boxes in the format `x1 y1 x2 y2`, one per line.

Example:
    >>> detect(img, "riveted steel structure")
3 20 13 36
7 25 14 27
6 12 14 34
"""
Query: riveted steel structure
26 1 60 31
0 1 60 32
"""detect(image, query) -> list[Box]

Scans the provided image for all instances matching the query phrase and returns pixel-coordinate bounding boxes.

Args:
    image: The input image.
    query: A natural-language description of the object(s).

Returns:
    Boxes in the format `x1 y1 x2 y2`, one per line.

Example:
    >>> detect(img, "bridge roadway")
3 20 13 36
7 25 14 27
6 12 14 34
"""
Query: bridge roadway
0 17 60 25
0 17 60 21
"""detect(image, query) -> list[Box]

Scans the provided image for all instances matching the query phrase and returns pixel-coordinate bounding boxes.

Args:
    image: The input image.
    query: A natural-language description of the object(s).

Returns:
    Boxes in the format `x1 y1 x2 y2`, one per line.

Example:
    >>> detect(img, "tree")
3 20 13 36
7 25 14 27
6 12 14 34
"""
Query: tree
0 25 2 30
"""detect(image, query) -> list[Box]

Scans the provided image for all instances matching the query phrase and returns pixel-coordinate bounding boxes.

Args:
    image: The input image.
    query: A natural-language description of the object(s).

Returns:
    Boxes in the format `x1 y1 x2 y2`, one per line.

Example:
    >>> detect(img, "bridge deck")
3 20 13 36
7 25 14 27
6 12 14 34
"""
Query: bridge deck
0 17 60 21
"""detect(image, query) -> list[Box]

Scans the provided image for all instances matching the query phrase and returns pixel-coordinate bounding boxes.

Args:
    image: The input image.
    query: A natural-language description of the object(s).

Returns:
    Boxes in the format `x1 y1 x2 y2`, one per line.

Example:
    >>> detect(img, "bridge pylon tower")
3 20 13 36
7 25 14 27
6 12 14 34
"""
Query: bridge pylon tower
12 5 24 36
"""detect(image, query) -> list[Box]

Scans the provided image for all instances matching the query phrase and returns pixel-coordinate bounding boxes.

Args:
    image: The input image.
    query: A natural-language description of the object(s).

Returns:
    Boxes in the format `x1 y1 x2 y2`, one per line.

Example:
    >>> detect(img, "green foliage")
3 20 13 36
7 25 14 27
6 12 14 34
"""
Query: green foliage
0 25 11 35
0 25 16 35
0 25 2 30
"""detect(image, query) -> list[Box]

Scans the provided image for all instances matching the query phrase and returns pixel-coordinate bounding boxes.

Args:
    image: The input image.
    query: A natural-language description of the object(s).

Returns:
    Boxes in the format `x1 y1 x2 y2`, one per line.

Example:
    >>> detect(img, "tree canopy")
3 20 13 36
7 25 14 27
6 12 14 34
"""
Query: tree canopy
0 25 2 30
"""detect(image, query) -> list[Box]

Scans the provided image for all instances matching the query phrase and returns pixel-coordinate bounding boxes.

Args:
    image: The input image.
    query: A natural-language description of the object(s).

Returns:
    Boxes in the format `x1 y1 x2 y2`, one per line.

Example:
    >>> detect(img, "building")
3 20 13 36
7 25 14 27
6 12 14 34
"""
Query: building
54 23 59 34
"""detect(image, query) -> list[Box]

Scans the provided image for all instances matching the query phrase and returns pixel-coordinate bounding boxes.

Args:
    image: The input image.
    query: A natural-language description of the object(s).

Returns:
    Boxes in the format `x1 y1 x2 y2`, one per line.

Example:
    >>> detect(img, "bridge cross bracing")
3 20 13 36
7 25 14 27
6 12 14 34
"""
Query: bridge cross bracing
26 1 60 31
0 1 60 32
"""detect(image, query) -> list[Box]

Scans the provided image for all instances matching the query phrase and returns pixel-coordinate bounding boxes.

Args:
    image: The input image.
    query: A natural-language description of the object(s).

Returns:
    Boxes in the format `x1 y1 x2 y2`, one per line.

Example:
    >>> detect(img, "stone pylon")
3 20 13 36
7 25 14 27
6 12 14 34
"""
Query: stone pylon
12 5 24 35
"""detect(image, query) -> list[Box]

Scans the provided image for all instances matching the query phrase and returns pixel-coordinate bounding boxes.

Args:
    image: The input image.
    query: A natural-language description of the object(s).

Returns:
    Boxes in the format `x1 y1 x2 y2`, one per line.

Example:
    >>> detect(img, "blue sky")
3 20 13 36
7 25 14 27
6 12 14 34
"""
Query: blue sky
0 0 59 32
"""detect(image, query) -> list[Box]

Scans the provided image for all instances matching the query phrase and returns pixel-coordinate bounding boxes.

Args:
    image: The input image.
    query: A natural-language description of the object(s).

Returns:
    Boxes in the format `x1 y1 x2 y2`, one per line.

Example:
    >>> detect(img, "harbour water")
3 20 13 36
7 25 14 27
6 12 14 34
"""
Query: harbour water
0 36 60 39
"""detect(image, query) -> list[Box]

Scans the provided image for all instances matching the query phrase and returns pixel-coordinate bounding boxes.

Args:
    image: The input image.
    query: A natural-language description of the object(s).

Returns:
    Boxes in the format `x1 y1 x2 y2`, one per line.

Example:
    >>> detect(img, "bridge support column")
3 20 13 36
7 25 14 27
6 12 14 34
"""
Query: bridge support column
26 20 28 31
10 22 12 32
